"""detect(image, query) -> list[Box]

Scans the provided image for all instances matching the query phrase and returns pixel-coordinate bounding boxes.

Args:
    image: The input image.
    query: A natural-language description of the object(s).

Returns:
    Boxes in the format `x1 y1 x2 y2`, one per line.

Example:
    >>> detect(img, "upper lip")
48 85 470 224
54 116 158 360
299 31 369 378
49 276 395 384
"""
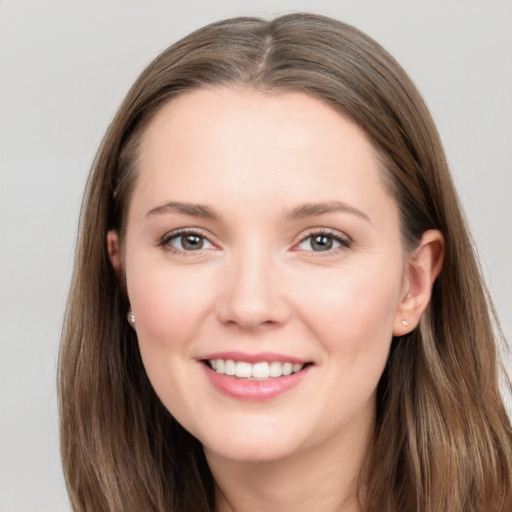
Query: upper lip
200 351 310 364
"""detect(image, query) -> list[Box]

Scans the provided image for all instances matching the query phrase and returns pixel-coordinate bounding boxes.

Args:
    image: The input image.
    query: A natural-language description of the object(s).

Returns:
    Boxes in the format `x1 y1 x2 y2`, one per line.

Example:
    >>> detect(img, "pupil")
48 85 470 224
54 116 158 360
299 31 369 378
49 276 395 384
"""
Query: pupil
312 235 332 251
182 234 203 250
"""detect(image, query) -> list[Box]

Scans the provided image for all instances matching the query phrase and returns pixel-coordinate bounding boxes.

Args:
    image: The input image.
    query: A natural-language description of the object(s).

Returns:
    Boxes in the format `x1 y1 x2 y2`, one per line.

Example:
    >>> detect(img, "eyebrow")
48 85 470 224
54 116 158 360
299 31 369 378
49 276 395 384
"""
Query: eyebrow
146 201 220 219
285 201 372 224
146 199 371 224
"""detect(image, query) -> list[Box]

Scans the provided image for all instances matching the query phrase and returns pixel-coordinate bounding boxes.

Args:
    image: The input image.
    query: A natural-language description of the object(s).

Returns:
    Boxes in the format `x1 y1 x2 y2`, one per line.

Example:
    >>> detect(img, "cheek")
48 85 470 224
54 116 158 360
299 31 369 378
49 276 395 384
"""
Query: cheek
125 262 220 420
126 262 217 354
294 261 402 357
294 263 402 428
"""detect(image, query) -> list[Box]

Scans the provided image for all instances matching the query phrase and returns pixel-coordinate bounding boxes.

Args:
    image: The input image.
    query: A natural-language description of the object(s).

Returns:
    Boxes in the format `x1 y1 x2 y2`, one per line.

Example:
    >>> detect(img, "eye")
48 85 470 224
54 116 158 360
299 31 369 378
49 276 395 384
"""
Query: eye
161 230 214 252
297 230 351 252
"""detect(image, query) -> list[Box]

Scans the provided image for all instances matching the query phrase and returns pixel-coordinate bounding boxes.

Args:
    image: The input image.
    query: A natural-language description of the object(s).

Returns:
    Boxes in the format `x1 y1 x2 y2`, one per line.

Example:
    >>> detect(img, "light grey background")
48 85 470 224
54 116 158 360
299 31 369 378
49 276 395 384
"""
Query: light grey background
1 1 510 510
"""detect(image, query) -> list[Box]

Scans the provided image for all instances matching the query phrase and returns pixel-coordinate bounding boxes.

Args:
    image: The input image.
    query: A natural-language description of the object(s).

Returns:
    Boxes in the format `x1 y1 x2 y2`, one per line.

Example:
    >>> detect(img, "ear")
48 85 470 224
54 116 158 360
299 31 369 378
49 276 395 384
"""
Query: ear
107 230 123 279
393 229 445 335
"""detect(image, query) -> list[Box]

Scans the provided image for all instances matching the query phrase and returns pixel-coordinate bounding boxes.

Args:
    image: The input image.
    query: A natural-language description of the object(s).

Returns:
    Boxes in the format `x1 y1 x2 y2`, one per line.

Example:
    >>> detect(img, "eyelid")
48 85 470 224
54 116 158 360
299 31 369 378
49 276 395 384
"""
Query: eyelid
293 227 352 252
158 227 218 253
157 226 351 254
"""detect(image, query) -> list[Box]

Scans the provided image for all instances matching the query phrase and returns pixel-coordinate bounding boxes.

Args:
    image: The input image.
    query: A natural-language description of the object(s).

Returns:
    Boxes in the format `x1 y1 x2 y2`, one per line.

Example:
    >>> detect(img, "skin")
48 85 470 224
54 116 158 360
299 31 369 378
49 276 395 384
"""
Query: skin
108 88 444 512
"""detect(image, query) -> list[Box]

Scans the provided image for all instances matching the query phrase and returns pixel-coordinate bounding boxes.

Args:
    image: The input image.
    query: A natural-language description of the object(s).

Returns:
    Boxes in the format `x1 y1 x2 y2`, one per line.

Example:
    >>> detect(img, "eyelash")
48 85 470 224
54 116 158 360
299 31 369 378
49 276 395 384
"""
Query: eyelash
158 229 215 254
158 228 352 254
296 229 352 254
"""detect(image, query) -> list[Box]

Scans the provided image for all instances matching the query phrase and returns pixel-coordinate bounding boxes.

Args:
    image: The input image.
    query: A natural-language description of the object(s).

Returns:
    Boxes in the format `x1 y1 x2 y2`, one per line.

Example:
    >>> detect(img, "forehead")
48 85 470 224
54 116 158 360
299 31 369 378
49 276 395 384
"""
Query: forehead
130 87 396 224
141 87 373 161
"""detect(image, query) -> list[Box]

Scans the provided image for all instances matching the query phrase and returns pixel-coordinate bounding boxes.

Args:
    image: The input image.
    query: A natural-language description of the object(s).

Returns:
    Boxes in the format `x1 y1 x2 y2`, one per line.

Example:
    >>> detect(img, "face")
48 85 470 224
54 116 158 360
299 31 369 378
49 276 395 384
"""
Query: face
119 88 409 463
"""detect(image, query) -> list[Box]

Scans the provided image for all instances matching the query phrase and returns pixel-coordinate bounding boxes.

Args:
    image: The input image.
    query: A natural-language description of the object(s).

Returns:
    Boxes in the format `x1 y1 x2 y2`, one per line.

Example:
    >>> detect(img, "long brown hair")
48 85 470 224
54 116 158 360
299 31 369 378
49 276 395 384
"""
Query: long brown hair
59 13 512 511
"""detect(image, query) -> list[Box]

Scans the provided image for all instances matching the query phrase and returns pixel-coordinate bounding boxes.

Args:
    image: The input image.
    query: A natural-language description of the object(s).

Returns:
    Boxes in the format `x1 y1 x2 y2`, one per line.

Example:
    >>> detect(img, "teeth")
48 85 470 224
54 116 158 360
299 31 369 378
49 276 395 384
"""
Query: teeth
269 361 283 377
282 362 293 376
235 361 252 378
252 362 270 379
224 359 236 376
210 359 305 379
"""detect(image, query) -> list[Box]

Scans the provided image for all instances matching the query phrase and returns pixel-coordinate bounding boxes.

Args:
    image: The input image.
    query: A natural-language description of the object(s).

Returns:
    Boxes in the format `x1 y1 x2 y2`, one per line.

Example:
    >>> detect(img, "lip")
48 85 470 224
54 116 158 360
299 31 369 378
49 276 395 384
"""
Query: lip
199 355 312 402
200 351 309 365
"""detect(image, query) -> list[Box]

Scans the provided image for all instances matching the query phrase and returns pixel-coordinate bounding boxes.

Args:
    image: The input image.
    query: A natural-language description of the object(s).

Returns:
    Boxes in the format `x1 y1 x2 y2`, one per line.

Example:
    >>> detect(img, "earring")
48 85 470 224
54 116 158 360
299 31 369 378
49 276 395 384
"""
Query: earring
127 311 136 326
401 320 408 326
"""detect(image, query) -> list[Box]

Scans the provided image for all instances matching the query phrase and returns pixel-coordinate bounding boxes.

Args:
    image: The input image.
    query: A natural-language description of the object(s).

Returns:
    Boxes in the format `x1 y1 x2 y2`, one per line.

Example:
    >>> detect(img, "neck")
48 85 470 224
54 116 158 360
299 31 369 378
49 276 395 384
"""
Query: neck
206 422 372 512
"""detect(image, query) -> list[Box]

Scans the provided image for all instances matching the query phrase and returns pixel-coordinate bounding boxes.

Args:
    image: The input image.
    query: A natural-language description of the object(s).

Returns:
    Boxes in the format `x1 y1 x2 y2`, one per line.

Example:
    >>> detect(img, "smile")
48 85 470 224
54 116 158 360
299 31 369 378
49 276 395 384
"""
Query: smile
207 359 305 380
201 354 312 401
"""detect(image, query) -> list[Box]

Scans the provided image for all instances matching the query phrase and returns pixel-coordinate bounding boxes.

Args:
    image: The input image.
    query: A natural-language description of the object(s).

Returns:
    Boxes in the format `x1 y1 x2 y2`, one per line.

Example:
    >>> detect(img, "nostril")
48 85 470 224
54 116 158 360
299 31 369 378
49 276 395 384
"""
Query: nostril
215 292 291 330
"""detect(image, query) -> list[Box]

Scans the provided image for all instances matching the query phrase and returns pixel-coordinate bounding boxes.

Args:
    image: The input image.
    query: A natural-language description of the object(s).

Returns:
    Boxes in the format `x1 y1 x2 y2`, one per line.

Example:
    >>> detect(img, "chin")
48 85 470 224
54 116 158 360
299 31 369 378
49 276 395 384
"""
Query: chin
204 440 299 464
196 422 307 464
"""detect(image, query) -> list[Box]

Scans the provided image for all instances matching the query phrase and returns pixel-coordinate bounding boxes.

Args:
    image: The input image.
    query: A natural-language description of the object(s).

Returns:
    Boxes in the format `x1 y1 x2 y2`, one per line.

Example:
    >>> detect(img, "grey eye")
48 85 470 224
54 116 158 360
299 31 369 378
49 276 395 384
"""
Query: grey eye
299 234 341 252
169 233 213 251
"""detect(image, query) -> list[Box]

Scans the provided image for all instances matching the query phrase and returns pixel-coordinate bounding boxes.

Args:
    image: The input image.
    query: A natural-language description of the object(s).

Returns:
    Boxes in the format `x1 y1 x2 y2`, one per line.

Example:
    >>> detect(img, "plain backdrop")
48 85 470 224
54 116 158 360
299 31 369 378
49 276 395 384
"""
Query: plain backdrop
1 1 511 510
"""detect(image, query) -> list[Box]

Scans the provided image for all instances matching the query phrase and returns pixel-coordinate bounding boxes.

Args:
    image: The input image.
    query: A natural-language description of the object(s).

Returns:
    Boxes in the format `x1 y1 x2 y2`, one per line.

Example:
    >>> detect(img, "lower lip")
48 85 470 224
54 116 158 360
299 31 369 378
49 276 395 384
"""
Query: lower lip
201 363 311 402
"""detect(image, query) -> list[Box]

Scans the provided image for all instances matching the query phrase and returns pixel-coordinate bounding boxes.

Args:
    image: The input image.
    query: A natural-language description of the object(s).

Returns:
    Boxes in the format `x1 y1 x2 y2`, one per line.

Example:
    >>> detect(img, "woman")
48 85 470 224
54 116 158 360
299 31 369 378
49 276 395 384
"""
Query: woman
58 13 512 512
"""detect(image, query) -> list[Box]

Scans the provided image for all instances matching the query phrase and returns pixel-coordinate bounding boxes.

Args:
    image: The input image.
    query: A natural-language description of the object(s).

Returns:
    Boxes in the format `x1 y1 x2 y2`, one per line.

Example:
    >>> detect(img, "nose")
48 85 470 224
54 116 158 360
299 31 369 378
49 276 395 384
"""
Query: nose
215 244 291 330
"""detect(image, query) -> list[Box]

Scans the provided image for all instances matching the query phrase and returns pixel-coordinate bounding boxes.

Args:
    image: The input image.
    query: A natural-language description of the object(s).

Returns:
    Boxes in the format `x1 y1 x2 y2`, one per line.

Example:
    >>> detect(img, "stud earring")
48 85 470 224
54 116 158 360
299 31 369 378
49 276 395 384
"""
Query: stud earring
127 311 136 326
401 320 408 326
